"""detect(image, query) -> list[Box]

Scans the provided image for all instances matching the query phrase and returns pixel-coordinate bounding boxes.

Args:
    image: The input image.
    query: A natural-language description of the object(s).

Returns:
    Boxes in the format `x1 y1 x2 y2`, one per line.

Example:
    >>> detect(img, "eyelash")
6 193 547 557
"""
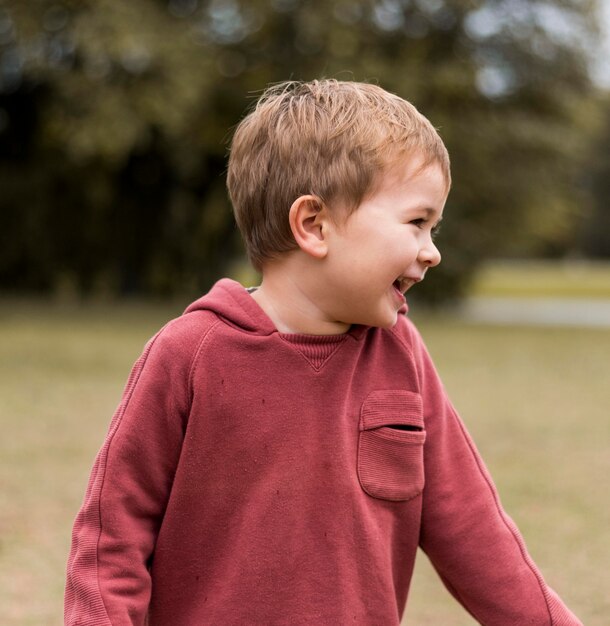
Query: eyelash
410 219 441 239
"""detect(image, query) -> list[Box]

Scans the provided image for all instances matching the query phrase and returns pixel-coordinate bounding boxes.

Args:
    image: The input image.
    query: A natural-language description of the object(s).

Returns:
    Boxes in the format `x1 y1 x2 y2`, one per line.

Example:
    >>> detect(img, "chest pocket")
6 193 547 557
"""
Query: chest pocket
357 390 425 502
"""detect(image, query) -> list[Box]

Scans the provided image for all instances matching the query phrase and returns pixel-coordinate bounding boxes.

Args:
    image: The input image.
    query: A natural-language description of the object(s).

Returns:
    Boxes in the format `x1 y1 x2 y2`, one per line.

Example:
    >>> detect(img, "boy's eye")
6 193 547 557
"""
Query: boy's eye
410 218 441 240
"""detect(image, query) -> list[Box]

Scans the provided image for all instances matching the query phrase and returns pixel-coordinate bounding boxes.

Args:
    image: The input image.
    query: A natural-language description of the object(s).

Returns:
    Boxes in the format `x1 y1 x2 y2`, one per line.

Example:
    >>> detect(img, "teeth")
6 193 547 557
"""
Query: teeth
395 276 418 293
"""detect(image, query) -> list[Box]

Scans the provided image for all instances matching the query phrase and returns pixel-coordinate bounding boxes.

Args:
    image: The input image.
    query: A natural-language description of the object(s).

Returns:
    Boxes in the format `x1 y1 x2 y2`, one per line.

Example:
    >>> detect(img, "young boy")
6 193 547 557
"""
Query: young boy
65 80 582 625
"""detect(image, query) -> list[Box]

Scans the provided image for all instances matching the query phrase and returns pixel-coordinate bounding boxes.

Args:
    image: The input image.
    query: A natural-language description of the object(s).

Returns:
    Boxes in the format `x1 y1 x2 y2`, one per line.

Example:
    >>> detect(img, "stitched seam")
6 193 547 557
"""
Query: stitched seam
188 318 222 396
278 336 348 373
279 338 322 372
94 328 163 624
93 314 218 622
449 404 555 624
311 338 348 372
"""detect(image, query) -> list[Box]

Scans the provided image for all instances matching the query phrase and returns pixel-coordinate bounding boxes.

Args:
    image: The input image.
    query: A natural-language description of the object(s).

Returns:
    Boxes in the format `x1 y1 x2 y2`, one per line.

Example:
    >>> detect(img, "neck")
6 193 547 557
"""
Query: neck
250 261 349 335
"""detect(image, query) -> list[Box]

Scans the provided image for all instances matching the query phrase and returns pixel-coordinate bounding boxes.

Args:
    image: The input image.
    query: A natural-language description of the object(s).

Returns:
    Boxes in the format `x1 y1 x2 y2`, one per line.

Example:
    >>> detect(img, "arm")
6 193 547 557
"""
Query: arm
406 322 582 625
65 315 209 626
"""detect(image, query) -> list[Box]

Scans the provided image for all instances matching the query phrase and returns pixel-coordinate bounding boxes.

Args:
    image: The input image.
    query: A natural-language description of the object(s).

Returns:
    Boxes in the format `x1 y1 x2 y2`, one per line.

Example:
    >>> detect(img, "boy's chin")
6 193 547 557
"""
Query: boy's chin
368 311 402 330
343 303 406 329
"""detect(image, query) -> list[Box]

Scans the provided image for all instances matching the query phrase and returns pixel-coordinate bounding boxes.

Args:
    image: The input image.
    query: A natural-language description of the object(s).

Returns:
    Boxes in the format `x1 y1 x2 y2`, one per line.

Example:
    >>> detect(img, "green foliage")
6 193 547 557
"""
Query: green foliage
0 0 605 300
579 92 610 257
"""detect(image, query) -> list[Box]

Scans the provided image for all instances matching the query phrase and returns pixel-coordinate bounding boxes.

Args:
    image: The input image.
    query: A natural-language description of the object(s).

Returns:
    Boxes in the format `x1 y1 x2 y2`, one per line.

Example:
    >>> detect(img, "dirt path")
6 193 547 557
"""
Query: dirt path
455 297 610 327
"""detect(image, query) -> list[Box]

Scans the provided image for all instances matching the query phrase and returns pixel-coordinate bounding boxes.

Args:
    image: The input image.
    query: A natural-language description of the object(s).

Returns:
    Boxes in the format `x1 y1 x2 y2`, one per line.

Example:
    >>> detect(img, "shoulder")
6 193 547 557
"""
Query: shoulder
354 315 426 363
389 313 426 353
387 314 439 384
142 308 220 371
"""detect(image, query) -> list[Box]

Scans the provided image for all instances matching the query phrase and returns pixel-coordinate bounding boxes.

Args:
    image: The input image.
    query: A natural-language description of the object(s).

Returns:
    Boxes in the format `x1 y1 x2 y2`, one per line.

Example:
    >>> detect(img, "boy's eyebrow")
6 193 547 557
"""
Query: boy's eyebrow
402 206 443 224
422 207 443 225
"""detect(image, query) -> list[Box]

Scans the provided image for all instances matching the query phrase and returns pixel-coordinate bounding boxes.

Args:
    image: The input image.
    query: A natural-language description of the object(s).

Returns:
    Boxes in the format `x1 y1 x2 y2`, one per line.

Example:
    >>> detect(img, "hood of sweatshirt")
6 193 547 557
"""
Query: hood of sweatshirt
183 279 277 336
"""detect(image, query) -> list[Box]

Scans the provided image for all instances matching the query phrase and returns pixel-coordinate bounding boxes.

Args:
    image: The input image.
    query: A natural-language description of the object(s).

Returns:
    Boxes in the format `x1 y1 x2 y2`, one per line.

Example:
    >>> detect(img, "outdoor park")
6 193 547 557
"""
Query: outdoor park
1 1 610 625
2 266 610 624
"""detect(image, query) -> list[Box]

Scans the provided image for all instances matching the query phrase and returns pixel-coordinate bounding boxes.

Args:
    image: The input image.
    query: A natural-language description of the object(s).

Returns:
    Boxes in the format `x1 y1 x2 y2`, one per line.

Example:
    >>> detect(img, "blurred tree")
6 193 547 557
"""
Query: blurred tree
0 0 604 300
578 92 610 257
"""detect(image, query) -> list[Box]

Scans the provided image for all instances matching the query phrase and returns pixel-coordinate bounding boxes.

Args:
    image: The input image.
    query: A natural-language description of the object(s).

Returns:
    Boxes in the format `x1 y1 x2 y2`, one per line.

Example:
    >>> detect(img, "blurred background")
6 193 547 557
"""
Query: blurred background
0 0 609 624
0 0 609 301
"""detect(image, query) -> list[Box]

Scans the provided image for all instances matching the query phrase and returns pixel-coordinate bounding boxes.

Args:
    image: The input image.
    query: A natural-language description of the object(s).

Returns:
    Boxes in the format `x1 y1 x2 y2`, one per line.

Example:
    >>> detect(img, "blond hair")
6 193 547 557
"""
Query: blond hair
227 79 450 271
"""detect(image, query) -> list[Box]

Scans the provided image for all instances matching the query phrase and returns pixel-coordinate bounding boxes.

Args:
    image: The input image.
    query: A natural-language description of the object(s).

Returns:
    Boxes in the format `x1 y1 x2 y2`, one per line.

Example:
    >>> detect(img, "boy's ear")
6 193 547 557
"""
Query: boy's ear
288 195 330 259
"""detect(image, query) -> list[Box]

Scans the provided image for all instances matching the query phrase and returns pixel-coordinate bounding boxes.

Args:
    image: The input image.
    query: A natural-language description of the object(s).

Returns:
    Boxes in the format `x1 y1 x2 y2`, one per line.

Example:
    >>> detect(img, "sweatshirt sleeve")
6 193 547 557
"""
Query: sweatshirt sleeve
406 321 582 625
64 316 209 626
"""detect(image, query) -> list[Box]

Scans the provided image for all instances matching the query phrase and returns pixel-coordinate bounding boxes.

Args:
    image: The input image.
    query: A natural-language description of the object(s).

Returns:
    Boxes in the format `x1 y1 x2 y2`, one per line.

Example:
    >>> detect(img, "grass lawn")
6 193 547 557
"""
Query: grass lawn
469 259 610 299
1 298 608 625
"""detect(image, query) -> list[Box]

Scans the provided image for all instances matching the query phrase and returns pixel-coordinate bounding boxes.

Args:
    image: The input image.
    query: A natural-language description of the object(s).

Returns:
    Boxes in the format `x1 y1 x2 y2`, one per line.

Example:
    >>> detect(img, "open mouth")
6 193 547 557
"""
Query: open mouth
393 275 422 296
392 279 406 299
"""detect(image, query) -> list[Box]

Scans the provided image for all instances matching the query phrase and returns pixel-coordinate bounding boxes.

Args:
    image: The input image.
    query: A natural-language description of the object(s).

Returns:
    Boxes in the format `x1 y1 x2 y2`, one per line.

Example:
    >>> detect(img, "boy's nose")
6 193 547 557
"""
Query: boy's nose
418 242 441 267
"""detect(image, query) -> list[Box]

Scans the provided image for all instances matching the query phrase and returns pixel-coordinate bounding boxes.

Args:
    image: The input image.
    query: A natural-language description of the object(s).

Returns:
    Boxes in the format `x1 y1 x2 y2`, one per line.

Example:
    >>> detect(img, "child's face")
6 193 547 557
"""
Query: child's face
318 160 447 330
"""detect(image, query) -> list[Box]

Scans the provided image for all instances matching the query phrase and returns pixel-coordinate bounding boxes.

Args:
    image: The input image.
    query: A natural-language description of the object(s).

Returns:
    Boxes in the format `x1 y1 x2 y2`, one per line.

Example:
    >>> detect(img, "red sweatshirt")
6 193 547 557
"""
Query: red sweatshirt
65 279 581 625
